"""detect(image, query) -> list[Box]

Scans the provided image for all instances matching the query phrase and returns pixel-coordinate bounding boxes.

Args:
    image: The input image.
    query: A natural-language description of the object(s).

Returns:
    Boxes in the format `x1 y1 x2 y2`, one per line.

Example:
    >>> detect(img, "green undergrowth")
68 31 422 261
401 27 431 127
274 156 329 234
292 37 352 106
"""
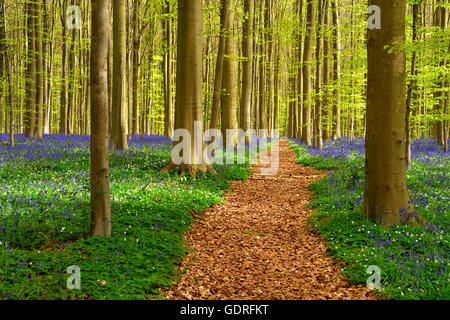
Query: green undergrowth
288 139 449 300
0 135 261 300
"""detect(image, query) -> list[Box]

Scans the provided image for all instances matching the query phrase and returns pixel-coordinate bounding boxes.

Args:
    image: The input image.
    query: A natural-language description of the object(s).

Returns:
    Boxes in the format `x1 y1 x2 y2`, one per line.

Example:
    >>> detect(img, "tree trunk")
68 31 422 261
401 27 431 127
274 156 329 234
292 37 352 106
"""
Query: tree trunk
126 0 131 137
131 0 140 135
301 0 314 145
273 43 280 133
363 0 421 227
296 0 304 140
331 0 341 140
90 0 111 237
25 0 36 137
0 0 4 131
434 1 446 146
441 3 449 152
265 0 273 137
0 0 14 144
239 0 254 142
107 4 113 136
210 0 230 132
162 0 215 178
258 0 267 139
163 0 173 138
313 0 325 149
288 74 296 138
110 0 129 150
322 0 330 141
42 0 49 134
220 3 238 147
67 17 76 135
406 2 419 168
59 0 68 134
34 0 44 139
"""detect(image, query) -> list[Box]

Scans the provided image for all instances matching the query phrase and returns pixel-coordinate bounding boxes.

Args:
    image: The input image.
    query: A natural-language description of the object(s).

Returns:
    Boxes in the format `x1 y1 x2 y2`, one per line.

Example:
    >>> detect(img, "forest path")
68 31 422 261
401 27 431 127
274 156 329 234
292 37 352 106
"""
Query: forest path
164 139 376 300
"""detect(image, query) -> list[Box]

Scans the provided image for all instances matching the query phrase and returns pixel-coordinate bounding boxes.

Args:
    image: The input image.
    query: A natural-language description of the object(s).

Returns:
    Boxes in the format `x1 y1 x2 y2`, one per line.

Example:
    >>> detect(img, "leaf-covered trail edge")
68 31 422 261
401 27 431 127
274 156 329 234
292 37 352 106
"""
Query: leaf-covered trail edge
164 139 378 300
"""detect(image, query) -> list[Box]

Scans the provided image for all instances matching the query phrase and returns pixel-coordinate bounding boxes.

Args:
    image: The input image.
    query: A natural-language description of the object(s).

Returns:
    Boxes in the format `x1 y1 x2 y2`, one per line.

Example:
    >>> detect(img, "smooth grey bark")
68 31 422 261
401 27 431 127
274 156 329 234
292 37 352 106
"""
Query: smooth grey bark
90 0 111 237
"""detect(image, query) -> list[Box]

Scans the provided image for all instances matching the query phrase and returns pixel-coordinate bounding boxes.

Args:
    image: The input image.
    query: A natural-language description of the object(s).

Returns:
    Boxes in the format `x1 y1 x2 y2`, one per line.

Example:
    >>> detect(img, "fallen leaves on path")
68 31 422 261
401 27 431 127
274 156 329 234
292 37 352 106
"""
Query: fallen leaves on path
164 140 377 300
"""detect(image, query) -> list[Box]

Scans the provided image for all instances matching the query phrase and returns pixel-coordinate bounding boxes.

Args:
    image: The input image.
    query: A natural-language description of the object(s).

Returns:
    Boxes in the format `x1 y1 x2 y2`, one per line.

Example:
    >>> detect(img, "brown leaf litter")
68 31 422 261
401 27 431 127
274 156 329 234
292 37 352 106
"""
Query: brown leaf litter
164 139 377 300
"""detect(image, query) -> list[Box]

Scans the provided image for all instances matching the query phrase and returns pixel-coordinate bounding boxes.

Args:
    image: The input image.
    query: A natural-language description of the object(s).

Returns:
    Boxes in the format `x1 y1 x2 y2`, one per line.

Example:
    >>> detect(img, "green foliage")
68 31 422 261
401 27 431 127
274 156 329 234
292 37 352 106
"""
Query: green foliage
289 139 449 300
289 142 337 170
0 137 254 300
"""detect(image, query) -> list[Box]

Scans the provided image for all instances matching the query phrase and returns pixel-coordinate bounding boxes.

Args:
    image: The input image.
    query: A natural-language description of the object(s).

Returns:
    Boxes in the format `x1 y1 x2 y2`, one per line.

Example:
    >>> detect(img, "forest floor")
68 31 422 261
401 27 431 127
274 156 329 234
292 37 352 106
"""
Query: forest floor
164 139 377 300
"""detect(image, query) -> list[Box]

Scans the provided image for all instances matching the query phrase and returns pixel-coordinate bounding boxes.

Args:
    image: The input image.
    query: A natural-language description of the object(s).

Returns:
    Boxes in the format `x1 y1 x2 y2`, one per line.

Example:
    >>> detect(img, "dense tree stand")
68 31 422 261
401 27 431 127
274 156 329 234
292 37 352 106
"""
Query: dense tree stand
165 140 377 300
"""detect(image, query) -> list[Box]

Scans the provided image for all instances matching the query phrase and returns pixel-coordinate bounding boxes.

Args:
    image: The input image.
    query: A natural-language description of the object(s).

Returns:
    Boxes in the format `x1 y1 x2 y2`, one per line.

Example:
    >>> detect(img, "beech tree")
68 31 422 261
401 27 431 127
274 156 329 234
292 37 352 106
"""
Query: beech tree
239 0 254 143
220 0 238 146
110 0 128 150
322 0 331 141
90 0 111 237
331 0 341 140
162 0 215 178
313 0 325 149
363 0 422 227
301 0 314 145
0 0 14 145
163 0 173 138
59 0 68 135
25 0 36 137
296 0 304 140
258 0 267 138
33 0 44 139
406 1 420 168
210 0 230 133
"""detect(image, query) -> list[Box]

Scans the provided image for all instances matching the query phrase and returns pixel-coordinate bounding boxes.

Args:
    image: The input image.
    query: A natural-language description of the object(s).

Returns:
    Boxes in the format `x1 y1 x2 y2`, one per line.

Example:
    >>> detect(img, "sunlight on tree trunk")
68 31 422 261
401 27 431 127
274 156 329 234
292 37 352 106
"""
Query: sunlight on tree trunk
161 0 216 179
110 0 129 151
363 0 423 227
90 0 111 237
301 0 314 145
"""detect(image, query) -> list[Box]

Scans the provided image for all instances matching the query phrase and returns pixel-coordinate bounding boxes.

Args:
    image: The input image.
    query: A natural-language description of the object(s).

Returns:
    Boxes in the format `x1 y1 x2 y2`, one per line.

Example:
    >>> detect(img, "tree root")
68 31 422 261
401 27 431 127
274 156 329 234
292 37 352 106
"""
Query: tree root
161 162 217 179
403 214 426 228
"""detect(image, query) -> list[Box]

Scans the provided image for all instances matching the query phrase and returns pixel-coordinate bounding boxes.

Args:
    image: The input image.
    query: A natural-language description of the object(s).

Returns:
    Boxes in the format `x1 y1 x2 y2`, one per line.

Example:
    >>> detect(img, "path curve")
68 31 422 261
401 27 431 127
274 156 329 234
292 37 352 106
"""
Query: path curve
165 140 376 300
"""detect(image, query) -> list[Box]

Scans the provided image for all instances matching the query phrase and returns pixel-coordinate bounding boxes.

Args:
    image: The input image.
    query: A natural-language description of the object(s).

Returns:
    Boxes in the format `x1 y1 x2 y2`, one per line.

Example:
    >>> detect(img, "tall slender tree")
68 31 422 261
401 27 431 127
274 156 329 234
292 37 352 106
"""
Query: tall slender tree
210 0 230 133
363 0 422 227
67 0 76 135
296 0 304 140
162 0 215 178
59 0 68 135
322 0 331 141
0 0 14 144
313 0 325 149
301 0 314 145
239 0 254 142
221 0 238 146
163 0 173 138
33 0 44 139
110 0 128 150
25 0 36 137
331 0 341 140
433 0 446 146
90 0 111 237
265 0 274 136
406 1 420 168
258 0 267 138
